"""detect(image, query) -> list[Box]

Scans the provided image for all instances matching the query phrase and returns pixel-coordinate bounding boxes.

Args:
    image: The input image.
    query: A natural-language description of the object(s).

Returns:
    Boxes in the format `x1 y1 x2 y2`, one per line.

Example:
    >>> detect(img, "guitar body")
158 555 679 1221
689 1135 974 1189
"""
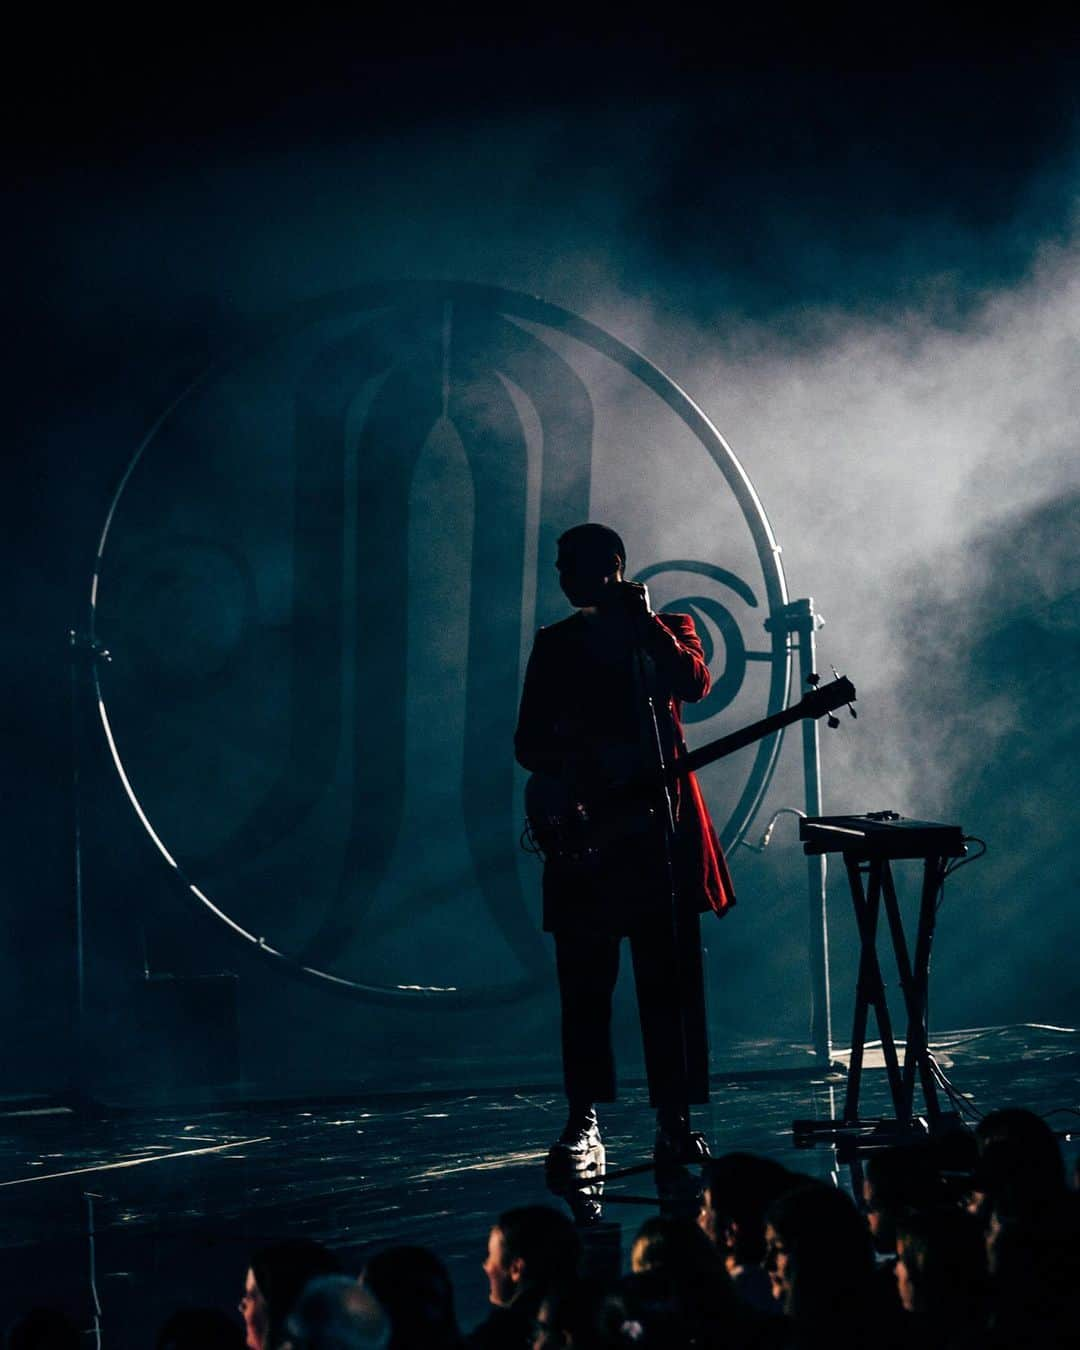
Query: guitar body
524 772 661 869
523 674 856 869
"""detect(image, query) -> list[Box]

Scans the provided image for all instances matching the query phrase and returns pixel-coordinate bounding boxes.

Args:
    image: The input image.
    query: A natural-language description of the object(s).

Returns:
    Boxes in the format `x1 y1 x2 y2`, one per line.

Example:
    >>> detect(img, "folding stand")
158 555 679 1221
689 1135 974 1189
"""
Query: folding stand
793 815 966 1160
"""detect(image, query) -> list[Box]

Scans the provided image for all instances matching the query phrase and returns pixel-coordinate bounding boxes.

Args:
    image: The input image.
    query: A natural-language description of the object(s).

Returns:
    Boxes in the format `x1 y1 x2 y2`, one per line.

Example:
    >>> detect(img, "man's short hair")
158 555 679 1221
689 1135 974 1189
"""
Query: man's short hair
556 524 626 569
284 1276 388 1350
496 1205 582 1288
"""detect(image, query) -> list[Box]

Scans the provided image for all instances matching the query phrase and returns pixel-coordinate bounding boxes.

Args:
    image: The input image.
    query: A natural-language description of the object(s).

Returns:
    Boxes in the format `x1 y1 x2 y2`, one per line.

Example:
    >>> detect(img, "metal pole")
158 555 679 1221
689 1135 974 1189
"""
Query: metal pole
69 628 110 1103
765 598 832 1064
794 598 833 1064
69 628 88 1091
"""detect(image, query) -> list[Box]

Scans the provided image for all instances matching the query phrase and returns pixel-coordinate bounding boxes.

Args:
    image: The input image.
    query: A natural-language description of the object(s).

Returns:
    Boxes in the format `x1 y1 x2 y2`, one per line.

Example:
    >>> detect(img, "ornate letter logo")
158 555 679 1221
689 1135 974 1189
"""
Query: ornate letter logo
92 283 790 1006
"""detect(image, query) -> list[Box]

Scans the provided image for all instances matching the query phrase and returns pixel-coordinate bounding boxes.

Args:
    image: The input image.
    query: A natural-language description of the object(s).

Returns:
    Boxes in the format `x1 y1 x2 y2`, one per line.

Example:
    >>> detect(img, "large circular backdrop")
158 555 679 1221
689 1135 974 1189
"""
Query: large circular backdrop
91 282 791 1005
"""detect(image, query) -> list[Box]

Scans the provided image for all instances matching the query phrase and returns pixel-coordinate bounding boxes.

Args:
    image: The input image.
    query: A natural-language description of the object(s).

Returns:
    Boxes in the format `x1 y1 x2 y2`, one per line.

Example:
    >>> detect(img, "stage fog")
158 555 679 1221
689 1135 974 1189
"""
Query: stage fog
9 46 1079 1100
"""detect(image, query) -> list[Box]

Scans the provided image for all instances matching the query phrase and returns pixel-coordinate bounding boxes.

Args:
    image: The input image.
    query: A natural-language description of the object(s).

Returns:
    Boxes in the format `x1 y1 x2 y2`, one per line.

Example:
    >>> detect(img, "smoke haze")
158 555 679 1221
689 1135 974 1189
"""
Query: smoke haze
7 18 1079 1092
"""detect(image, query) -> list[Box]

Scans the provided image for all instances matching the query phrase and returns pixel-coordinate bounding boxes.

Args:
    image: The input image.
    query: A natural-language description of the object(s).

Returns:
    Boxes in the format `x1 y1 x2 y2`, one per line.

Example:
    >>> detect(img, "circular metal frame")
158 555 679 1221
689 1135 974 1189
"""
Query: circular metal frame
87 281 791 1006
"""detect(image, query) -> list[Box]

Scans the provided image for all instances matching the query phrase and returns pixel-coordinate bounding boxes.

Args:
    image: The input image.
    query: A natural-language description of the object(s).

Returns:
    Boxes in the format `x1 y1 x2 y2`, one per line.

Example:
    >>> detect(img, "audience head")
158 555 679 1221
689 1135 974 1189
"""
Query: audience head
19 1138 1078 1350
4 1310 80 1350
156 1308 245 1349
894 1207 987 1317
281 1276 387 1350
483 1206 581 1307
630 1217 671 1275
763 1182 875 1322
244 1240 342 1350
629 1216 721 1283
626 1214 733 1343
698 1153 795 1267
973 1108 1065 1223
361 1245 461 1349
987 1193 1080 1340
862 1144 942 1253
533 1280 625 1350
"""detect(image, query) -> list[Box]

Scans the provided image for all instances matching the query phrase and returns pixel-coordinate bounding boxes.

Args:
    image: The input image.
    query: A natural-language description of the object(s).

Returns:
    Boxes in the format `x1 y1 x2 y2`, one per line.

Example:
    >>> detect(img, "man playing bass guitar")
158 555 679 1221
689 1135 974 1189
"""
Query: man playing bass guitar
514 523 736 1175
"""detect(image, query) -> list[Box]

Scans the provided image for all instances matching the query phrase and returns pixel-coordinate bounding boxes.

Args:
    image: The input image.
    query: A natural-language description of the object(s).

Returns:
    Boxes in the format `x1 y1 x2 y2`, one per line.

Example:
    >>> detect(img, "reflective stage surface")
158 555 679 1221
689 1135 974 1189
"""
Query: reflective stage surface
2 1025 1076 1342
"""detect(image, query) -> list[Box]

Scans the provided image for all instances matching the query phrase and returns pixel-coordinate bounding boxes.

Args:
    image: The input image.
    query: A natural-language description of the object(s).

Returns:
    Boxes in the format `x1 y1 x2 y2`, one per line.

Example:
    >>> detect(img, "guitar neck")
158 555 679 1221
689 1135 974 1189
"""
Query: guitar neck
667 701 808 784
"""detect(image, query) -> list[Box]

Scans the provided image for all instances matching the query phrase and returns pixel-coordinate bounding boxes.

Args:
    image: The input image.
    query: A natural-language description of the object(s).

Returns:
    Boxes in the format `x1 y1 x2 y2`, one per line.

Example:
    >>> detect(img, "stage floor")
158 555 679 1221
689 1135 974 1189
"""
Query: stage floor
1 1024 1075 1342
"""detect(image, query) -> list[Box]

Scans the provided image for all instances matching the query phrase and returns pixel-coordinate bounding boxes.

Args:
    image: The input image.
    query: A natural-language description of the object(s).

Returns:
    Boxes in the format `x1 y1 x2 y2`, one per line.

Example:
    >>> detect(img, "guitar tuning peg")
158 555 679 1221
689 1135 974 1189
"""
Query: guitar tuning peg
827 714 840 729
807 672 821 687
828 664 858 719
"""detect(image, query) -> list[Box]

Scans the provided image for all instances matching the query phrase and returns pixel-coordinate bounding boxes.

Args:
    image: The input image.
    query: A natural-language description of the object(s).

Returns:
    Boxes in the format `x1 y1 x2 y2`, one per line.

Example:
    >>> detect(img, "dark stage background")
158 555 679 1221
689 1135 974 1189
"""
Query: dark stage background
6 13 1079 1103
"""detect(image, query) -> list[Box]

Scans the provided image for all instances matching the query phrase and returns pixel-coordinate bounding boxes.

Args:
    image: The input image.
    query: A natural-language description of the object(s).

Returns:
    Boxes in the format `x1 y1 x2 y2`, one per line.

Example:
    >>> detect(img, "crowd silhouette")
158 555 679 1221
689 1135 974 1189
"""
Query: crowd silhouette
6 1109 1078 1349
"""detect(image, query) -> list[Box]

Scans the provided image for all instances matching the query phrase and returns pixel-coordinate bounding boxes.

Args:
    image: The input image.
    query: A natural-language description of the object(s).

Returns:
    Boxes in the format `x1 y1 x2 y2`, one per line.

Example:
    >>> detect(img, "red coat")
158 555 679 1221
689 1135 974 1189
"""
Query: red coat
515 610 736 922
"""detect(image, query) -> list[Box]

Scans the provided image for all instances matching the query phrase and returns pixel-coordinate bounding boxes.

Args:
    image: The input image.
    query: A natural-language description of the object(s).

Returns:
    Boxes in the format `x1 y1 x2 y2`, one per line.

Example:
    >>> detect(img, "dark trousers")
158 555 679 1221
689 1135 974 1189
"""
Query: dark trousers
553 908 709 1107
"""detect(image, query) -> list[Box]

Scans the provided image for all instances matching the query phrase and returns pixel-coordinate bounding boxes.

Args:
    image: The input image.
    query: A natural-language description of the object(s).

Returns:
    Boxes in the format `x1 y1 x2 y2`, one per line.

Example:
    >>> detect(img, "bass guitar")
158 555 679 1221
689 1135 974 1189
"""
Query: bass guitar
523 673 856 867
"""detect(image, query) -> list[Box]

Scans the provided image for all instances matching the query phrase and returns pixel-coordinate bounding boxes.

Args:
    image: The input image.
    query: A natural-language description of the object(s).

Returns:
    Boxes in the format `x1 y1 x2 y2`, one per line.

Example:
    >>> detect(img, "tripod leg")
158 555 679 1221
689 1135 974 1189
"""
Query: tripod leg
864 861 907 1120
843 858 873 1123
908 858 944 1122
881 861 942 1121
847 859 907 1121
880 864 920 1119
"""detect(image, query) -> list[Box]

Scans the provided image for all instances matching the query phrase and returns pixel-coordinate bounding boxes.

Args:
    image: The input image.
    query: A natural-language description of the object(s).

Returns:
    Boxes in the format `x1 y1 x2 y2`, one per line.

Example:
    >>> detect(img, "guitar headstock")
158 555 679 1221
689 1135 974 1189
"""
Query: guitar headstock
801 672 857 724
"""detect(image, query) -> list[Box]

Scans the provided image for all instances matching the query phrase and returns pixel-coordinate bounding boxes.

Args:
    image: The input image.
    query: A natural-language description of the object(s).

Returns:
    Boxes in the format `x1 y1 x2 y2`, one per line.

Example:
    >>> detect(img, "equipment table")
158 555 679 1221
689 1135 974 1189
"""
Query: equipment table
793 812 967 1156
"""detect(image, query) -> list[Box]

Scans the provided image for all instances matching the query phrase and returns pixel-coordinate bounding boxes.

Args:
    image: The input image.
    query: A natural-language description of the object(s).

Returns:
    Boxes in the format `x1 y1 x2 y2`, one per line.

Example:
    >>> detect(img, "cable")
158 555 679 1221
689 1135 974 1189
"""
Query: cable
926 1055 1079 1133
928 1053 985 1122
85 1192 103 1350
934 837 987 916
944 836 987 879
740 806 806 853
920 839 989 1118
940 837 986 903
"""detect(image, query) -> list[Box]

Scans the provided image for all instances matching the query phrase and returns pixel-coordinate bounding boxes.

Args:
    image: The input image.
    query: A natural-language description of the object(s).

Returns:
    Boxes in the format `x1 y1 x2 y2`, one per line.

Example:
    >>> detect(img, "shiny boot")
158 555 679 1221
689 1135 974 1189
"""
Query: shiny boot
545 1104 605 1221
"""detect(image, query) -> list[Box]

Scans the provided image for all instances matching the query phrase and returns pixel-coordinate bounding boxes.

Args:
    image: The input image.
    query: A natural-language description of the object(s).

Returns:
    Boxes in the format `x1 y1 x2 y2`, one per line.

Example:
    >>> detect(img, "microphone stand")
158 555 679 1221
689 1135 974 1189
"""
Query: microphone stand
628 607 693 1148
